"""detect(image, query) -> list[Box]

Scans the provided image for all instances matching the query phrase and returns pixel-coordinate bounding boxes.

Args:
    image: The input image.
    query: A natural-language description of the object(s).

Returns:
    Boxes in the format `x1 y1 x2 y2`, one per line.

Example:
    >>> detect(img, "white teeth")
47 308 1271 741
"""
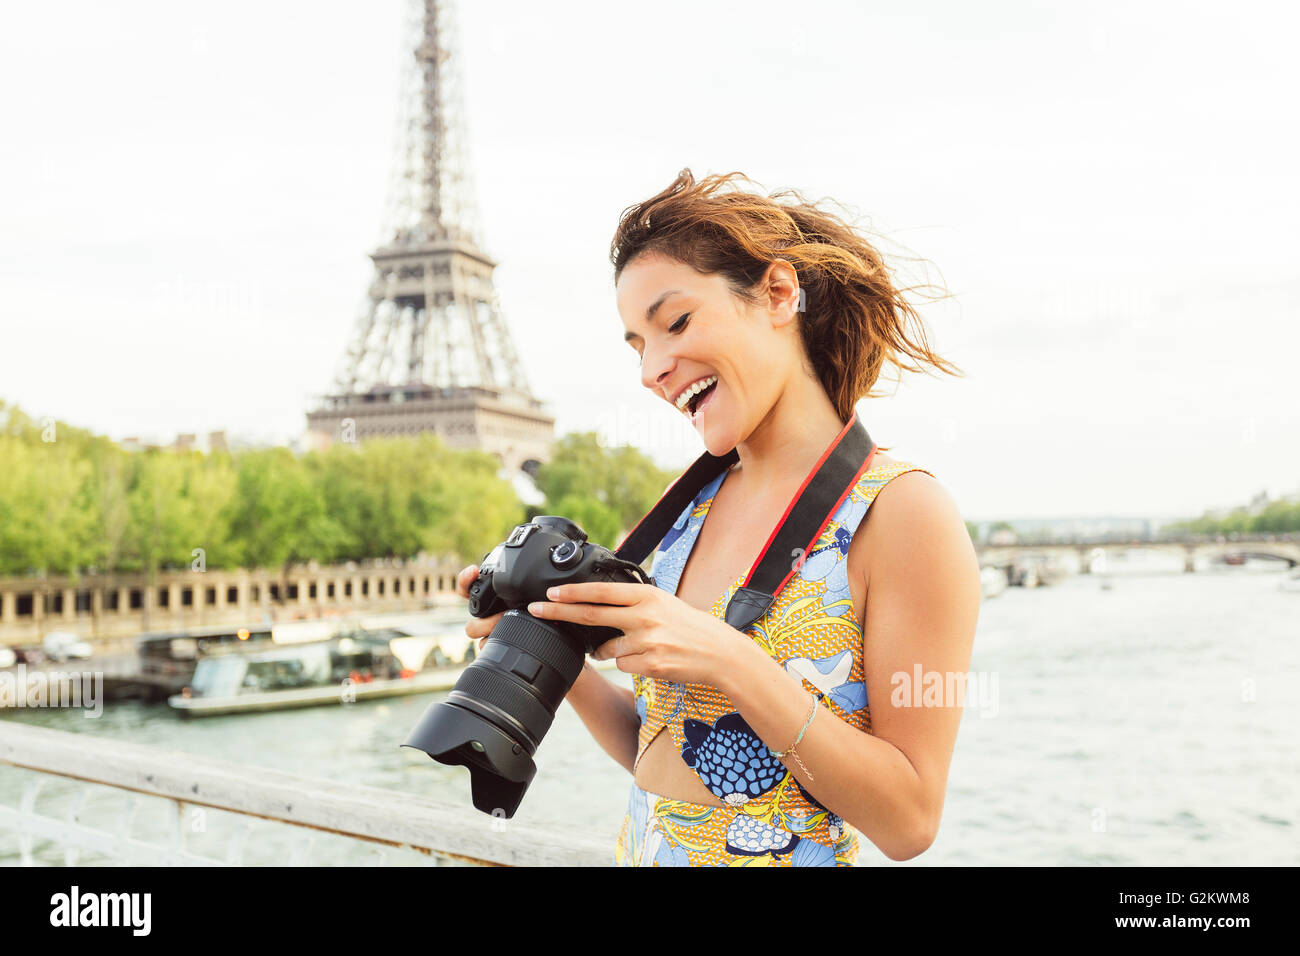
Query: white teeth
674 375 718 411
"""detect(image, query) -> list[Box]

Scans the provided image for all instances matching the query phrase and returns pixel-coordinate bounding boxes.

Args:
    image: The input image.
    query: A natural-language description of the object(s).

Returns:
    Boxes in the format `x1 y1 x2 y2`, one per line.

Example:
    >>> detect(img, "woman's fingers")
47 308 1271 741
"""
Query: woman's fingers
544 581 653 606
455 564 480 600
589 634 645 661
457 566 490 644
527 598 640 632
612 652 654 675
465 610 501 643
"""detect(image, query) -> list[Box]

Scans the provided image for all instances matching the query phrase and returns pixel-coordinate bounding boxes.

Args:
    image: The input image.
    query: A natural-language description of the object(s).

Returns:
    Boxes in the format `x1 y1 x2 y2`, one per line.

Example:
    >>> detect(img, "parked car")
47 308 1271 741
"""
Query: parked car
42 631 93 662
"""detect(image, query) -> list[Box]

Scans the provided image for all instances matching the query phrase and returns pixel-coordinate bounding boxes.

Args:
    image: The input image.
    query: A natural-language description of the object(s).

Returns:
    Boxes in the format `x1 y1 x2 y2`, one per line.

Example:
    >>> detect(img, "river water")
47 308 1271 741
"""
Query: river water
3 560 1298 866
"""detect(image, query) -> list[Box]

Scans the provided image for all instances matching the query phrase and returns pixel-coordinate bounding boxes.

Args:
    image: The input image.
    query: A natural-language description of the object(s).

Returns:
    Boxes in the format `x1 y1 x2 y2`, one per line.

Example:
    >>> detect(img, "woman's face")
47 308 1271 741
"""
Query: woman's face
616 252 799 456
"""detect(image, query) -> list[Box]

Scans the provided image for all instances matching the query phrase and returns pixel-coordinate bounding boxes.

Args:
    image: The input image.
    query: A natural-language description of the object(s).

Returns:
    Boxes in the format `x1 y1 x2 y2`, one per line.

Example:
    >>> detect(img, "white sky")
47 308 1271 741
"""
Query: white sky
2 0 1296 521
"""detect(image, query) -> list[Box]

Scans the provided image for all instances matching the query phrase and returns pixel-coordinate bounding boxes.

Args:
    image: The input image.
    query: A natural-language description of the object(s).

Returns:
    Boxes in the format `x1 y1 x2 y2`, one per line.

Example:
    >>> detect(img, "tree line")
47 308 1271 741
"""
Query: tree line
1165 500 1300 537
0 401 676 583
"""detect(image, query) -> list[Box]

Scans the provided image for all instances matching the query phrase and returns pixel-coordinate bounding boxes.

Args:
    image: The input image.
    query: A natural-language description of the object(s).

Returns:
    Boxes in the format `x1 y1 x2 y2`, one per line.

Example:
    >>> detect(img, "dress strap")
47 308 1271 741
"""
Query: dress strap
836 462 936 539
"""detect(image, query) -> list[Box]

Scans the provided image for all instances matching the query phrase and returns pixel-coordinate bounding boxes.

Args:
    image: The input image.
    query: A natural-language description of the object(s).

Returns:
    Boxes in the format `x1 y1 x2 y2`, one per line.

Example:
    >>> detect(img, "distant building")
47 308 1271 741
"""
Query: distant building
119 430 234 455
975 516 1157 543
119 436 160 453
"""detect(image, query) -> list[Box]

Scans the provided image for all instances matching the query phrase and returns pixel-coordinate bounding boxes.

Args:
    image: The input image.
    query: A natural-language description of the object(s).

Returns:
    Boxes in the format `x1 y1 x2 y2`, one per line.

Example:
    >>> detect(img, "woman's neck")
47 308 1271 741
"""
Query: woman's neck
730 374 847 499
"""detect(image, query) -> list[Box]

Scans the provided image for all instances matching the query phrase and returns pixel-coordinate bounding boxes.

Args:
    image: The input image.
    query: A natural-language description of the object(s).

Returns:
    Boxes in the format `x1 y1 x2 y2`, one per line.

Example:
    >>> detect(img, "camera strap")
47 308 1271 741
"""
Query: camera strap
615 411 876 631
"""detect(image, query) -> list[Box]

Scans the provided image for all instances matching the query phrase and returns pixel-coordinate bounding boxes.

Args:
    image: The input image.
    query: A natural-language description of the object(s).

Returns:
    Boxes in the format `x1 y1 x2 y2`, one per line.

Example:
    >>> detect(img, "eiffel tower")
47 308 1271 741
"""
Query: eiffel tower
307 0 554 476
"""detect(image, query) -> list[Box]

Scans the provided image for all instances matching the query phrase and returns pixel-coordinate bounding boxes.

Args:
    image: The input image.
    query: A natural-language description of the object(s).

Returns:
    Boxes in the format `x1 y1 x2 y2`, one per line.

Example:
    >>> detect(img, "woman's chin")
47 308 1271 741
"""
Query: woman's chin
682 388 741 455
695 419 740 457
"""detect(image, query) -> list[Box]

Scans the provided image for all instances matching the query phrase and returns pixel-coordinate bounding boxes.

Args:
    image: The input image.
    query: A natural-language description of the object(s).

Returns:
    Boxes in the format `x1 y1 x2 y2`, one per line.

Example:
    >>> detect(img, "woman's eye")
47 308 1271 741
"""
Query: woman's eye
668 313 691 333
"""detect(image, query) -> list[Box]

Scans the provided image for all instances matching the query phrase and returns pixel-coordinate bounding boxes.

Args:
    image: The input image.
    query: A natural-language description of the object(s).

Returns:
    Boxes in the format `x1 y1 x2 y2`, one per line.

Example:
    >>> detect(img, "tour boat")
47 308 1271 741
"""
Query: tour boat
167 621 619 717
167 623 472 717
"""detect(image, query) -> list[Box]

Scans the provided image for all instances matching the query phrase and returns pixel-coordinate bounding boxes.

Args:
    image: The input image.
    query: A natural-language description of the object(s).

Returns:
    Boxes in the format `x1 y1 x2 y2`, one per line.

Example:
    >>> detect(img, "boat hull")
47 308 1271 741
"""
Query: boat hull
169 659 620 717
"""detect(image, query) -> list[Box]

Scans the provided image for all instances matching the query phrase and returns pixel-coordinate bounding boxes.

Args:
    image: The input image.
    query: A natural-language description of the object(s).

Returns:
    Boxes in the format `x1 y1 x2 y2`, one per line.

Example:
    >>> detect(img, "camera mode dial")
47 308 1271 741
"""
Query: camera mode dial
550 539 583 570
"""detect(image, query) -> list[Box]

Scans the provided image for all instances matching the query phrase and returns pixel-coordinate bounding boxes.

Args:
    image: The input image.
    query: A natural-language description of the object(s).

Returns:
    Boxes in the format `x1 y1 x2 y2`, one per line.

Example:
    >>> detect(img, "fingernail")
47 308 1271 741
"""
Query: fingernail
527 602 545 615
546 587 560 599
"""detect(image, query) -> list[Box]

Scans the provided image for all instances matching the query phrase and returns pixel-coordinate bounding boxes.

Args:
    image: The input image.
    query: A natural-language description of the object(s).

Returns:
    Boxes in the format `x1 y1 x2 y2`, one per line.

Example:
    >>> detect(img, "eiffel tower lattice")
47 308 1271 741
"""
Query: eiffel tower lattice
307 0 554 476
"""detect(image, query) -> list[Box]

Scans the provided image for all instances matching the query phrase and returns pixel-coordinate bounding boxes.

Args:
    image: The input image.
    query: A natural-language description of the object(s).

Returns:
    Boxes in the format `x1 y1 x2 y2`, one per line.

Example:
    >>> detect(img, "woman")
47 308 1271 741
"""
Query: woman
456 169 980 866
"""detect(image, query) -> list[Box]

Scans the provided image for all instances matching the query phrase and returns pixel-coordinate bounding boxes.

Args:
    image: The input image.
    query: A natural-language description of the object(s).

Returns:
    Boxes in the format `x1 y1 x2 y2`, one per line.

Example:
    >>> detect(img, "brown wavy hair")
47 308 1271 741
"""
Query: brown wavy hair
610 169 962 424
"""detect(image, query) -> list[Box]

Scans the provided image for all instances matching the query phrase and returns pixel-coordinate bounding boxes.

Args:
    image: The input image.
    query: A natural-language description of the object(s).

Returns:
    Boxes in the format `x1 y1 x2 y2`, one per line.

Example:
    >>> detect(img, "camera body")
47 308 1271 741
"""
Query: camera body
403 514 652 818
468 515 643 654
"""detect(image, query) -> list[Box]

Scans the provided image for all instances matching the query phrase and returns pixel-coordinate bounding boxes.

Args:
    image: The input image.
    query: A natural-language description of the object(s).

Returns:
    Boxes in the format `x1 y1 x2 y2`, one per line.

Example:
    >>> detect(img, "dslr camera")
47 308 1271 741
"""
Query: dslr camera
402 516 651 817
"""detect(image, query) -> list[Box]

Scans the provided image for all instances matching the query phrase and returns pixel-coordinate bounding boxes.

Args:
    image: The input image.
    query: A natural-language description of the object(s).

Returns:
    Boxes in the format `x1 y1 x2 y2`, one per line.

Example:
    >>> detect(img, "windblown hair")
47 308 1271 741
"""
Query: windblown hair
610 169 962 421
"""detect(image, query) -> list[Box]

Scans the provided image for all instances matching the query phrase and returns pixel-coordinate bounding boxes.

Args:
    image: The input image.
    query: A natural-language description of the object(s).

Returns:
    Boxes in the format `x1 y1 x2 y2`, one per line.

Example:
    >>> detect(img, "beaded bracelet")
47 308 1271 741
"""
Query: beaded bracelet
770 694 820 781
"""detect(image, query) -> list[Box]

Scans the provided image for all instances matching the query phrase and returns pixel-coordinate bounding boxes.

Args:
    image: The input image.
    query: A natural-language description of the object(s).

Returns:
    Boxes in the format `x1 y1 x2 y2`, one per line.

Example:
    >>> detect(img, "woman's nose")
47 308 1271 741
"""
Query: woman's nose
640 344 675 393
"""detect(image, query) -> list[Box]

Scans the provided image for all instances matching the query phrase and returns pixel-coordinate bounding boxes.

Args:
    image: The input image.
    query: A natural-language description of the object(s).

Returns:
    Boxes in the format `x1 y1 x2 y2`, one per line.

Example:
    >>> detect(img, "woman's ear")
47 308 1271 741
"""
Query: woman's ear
763 259 802 329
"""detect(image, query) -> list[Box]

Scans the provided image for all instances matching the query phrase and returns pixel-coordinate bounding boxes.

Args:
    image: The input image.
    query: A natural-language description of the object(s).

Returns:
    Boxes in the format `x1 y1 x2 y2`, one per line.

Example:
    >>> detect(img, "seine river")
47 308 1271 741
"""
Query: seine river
3 558 1298 866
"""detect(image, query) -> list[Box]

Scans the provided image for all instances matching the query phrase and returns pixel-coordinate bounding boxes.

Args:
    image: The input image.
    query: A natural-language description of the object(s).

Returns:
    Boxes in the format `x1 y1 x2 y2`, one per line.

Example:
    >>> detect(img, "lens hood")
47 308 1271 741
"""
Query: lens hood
402 699 537 818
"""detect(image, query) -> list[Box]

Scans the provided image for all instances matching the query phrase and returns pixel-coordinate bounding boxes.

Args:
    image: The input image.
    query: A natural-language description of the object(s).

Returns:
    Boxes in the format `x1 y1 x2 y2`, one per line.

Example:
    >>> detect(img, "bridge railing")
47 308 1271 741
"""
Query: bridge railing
0 722 611 866
977 532 1300 548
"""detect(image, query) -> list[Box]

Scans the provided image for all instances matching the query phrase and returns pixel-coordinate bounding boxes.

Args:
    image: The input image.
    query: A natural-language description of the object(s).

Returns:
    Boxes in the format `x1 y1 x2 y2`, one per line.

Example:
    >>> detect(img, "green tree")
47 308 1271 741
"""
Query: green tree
420 446 526 562
90 439 132 575
1250 501 1300 534
312 436 523 565
534 433 677 545
224 447 346 599
0 437 96 576
0 398 551 580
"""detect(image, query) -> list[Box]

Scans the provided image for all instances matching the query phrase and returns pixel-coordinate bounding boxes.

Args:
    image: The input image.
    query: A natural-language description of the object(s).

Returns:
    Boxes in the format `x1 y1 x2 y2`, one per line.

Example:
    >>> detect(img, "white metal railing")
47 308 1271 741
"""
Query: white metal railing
0 722 611 866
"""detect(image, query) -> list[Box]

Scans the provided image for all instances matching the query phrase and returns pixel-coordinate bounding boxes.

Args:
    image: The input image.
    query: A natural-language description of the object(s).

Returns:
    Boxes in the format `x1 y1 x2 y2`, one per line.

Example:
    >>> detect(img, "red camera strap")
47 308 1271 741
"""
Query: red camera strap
615 412 876 631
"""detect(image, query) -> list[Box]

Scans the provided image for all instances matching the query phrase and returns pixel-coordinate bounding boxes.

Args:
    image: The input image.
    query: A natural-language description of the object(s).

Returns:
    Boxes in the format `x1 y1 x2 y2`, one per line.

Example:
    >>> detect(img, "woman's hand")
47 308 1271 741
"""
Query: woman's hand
525 582 749 688
455 564 501 649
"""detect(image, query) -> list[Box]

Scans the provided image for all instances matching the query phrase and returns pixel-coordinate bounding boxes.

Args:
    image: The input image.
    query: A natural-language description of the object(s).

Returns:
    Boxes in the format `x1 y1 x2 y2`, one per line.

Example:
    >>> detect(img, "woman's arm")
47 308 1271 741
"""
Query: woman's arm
564 664 641 775
717 473 980 860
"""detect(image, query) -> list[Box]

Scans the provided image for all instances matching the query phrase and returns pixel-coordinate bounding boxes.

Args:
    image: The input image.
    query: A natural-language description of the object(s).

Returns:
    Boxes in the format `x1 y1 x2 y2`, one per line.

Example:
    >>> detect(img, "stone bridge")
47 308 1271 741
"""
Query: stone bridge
976 534 1300 574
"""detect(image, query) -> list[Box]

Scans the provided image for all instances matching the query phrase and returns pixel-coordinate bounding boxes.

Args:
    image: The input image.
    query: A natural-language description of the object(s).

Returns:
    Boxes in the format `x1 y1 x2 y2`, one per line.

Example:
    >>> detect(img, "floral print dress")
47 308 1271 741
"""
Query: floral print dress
614 458 935 866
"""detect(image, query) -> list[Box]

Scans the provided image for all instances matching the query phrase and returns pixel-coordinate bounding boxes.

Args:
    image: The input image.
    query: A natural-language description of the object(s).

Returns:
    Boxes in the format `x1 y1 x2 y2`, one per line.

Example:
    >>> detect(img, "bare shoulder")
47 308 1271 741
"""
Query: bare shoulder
852 466 979 589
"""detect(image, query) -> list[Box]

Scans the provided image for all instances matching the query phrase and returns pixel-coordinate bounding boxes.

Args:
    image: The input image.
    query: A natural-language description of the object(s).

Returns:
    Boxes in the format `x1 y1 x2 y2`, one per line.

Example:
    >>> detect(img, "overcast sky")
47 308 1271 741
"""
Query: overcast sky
2 0 1296 521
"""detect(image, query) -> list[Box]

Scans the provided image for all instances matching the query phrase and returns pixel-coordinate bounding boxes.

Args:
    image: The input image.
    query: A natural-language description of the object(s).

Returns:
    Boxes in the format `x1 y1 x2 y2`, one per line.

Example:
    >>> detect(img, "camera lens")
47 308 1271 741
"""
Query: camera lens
401 609 586 818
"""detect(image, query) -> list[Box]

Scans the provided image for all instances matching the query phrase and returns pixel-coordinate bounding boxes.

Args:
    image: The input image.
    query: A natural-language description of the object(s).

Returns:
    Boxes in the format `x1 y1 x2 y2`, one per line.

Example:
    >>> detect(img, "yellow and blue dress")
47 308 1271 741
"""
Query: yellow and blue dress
615 458 934 867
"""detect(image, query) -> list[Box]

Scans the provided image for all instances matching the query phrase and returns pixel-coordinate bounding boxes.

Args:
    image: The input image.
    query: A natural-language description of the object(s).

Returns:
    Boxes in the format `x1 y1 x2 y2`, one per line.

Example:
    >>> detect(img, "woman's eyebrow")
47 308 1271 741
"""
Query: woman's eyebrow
623 289 683 343
644 289 682 323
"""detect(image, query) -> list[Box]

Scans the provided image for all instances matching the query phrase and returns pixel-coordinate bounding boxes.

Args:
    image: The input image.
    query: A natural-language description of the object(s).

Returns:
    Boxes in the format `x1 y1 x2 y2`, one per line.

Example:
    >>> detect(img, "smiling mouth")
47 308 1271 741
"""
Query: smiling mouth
673 374 717 412
684 378 718 420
